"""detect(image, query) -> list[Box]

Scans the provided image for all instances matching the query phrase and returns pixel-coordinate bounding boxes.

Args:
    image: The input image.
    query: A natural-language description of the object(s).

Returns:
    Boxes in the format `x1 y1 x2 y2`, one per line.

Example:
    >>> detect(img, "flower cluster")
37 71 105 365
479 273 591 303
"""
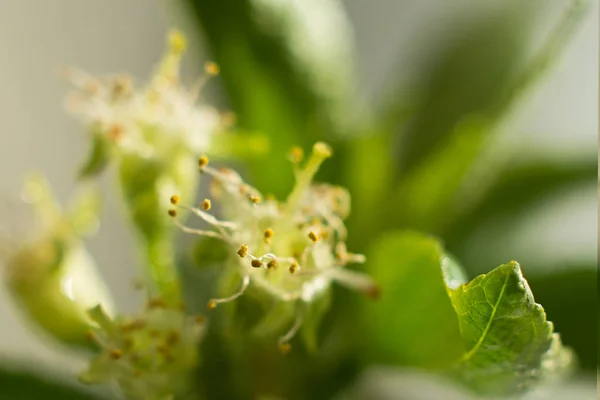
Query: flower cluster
81 302 205 400
64 29 223 159
169 142 377 351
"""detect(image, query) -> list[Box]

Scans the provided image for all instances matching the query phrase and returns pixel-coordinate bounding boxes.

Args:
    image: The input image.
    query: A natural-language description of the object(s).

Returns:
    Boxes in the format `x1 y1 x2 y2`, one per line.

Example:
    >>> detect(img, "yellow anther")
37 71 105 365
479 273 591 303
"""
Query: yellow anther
198 155 209 168
308 231 319 243
147 298 166 309
279 343 292 355
166 331 181 346
85 330 95 342
204 61 220 76
320 229 329 240
207 300 217 310
288 262 298 274
237 244 248 258
202 198 212 211
267 259 278 269
168 209 178 217
251 259 264 268
288 146 304 164
109 349 123 360
107 124 124 141
168 29 187 54
313 142 332 158
249 195 261 204
170 195 180 205
263 228 274 243
221 111 237 127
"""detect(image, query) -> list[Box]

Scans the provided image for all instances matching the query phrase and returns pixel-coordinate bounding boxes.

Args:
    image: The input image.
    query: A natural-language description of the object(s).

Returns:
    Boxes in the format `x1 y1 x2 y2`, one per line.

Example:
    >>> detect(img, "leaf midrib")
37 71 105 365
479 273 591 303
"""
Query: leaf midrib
460 271 510 362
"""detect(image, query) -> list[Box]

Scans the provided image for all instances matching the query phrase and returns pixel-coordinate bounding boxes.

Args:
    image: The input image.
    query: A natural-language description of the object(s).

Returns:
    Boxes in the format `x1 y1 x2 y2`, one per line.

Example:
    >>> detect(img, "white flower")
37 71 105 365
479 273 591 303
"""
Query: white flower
64 30 222 158
81 303 205 400
169 142 377 351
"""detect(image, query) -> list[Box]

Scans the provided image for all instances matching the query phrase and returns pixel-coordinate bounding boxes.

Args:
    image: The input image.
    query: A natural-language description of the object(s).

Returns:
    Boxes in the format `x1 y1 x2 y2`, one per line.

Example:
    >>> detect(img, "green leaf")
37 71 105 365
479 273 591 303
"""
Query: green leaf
448 261 573 395
362 231 465 368
444 155 597 251
0 363 105 400
396 5 529 173
179 0 357 195
78 133 111 179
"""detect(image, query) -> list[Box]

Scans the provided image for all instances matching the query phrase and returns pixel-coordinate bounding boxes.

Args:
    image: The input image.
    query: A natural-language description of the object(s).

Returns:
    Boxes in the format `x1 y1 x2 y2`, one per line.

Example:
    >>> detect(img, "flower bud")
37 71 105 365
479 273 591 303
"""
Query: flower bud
2 174 114 348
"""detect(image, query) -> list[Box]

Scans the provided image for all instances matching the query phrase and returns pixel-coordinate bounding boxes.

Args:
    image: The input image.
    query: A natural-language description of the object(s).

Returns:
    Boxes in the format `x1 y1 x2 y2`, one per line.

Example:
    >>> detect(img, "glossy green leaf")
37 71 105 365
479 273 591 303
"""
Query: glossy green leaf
362 231 465 368
449 261 573 395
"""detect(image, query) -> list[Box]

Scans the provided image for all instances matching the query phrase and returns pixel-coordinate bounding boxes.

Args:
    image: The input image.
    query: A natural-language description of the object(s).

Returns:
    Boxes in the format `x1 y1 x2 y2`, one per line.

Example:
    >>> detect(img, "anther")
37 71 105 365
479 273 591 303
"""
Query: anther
249 195 261 204
251 259 264 268
85 330 95 342
279 343 292 355
289 262 298 274
170 195 180 205
204 62 220 76
263 228 274 243
109 349 123 360
168 209 178 217
308 231 319 243
202 198 211 211
267 259 278 269
207 300 217 310
288 146 304 164
198 155 209 168
237 244 248 258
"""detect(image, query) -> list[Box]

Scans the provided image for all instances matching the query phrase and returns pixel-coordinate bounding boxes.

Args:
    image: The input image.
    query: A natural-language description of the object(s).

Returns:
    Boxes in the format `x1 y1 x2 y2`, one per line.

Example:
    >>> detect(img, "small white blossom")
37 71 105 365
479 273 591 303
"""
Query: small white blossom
81 302 205 400
64 30 222 158
169 142 377 351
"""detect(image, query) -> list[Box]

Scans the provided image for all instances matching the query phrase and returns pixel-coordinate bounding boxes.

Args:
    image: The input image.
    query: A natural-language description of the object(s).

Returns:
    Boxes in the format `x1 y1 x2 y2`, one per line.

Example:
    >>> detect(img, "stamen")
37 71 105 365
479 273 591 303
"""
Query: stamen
288 146 304 164
207 275 250 309
278 310 304 353
267 260 278 269
307 231 319 243
109 349 123 360
263 228 274 244
173 220 223 240
204 62 220 76
168 209 177 217
198 155 209 168
201 198 211 211
237 244 248 258
249 195 261 204
170 195 180 205
288 261 299 274
251 259 264 268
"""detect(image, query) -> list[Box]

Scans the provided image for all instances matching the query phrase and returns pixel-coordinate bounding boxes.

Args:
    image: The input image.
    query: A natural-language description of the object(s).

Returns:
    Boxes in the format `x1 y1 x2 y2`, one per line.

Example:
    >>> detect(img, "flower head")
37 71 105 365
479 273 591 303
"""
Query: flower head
81 302 205 400
64 29 222 159
170 142 377 349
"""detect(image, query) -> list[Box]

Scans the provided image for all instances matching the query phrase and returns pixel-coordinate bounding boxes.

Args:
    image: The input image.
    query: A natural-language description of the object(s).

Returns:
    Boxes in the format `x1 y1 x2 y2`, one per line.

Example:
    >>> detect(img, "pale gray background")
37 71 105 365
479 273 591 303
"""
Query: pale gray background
0 0 596 376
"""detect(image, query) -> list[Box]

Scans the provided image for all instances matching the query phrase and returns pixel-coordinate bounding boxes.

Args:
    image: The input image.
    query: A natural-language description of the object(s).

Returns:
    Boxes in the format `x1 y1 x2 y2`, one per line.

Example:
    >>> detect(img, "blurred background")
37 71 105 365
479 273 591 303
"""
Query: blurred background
0 0 596 393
